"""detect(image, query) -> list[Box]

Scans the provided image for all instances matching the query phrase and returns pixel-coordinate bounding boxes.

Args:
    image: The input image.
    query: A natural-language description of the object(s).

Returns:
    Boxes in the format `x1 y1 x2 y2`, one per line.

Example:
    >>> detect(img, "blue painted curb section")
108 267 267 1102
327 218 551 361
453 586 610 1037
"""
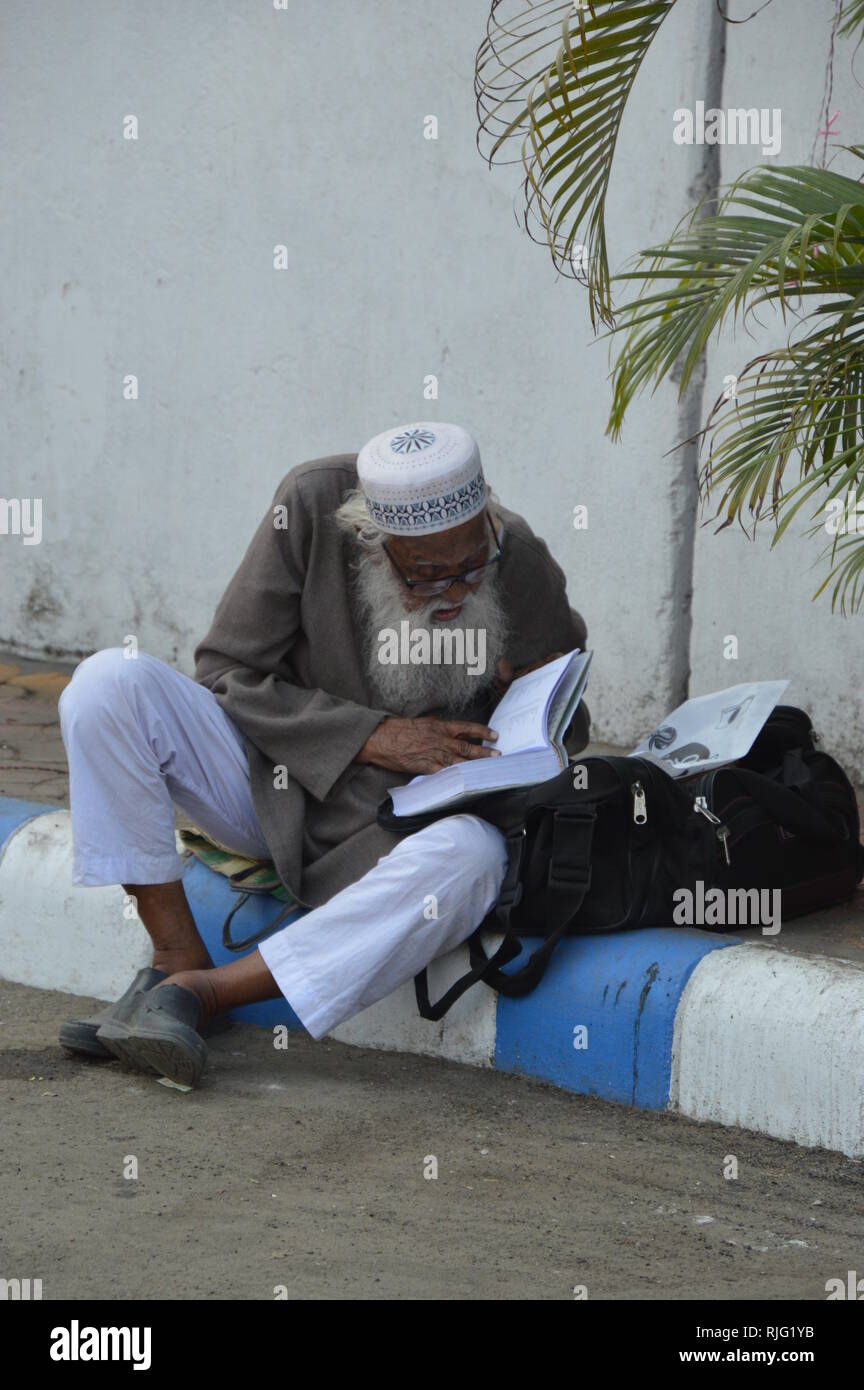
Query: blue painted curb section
0 797 55 849
180 858 306 1031
3 798 864 1157
496 929 738 1108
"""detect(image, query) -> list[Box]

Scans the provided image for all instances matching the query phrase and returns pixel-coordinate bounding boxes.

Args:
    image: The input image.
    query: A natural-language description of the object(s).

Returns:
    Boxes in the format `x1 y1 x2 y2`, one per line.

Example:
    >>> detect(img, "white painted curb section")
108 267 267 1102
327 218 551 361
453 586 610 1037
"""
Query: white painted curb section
1 809 151 1000
670 943 864 1158
331 949 498 1068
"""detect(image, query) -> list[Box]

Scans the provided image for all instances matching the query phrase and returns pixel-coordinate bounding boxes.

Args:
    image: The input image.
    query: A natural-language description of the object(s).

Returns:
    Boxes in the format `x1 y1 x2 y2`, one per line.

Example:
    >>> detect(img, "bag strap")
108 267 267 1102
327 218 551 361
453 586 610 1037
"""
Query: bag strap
414 807 596 1021
413 828 527 1022
720 763 852 844
469 806 596 996
222 891 297 952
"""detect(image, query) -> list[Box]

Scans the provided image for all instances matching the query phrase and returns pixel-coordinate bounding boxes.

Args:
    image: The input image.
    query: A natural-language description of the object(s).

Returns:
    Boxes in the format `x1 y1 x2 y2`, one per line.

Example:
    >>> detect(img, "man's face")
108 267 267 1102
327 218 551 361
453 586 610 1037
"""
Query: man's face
384 512 492 620
353 506 507 712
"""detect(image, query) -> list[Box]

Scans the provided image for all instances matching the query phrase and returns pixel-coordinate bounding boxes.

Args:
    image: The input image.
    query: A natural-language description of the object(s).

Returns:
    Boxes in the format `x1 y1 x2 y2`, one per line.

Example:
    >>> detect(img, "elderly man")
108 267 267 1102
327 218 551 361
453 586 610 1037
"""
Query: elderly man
58 423 589 1086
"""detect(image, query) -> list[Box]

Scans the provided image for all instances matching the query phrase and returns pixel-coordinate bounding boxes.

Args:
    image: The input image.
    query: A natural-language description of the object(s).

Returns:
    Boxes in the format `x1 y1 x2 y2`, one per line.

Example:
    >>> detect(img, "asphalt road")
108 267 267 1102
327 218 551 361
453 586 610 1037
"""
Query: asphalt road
2 980 863 1301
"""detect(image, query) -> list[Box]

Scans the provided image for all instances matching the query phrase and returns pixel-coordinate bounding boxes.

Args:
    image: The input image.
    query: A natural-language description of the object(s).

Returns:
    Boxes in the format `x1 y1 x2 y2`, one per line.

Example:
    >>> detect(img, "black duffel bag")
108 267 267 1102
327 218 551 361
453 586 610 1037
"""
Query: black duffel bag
377 707 864 1021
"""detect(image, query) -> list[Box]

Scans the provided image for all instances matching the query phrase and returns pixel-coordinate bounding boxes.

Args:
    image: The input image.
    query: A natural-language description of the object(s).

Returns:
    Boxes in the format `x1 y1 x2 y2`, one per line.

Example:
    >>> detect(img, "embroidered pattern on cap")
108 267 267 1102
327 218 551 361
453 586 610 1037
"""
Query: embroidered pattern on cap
389 428 437 454
365 474 486 531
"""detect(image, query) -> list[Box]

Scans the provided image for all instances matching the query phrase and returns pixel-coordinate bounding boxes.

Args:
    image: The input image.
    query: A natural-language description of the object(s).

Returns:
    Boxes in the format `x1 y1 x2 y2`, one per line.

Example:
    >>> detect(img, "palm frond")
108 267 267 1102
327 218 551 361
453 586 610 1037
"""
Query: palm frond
475 0 677 326
608 163 864 608
813 527 864 613
840 0 864 39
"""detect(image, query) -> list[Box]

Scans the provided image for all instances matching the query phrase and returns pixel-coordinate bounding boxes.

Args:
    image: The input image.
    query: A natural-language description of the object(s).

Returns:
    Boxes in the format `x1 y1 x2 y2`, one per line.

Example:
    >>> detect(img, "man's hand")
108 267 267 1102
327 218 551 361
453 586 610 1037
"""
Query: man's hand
356 717 501 775
492 652 564 704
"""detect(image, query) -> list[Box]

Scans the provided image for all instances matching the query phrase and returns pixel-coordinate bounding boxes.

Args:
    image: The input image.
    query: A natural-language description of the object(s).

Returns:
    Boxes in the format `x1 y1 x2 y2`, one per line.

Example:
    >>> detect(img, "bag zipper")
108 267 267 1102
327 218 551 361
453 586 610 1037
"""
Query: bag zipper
627 762 690 925
693 792 732 865
588 758 653 926
698 769 788 864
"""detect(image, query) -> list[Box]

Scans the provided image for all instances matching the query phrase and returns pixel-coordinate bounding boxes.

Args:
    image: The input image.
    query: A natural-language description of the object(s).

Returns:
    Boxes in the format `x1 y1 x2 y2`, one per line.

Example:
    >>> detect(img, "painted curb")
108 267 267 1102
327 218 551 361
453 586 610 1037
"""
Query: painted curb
2 800 863 1157
495 928 738 1109
670 943 864 1157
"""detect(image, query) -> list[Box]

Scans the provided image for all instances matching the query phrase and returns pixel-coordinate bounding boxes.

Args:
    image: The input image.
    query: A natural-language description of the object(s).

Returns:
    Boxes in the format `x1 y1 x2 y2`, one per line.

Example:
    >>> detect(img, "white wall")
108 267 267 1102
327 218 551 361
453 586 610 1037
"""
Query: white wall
1 0 860 772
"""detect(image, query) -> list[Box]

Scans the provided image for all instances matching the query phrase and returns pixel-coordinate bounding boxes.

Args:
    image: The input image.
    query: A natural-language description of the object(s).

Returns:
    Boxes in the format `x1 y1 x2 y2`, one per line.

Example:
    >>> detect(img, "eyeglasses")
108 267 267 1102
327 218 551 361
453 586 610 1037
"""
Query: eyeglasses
382 512 502 597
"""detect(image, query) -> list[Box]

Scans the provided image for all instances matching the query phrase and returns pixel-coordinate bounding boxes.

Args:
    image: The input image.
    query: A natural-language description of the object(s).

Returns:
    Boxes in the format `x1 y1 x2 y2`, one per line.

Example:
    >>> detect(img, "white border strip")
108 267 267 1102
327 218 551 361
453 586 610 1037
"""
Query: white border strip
1 808 151 999
670 943 864 1158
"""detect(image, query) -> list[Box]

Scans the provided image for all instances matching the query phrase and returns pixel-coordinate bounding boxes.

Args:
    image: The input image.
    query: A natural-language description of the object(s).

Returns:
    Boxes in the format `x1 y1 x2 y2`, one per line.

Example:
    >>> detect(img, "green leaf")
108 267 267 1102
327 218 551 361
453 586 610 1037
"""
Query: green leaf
476 0 677 325
840 0 864 39
608 163 864 607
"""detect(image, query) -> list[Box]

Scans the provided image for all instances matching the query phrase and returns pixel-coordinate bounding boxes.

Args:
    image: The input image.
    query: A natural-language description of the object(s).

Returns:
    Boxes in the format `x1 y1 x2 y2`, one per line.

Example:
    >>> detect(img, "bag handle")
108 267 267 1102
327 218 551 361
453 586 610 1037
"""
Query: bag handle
414 807 596 1021
222 884 297 952
468 807 595 996
413 828 527 1021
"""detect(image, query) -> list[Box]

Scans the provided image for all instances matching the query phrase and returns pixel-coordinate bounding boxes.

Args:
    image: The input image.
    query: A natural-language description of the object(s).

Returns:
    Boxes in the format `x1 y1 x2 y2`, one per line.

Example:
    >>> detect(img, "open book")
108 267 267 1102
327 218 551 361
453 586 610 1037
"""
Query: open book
388 649 593 817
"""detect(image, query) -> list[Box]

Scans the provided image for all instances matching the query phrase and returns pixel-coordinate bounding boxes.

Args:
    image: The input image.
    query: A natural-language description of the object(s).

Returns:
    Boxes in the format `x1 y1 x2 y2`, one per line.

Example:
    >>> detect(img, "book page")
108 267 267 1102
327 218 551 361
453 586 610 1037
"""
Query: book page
546 650 592 750
487 651 575 756
389 746 561 816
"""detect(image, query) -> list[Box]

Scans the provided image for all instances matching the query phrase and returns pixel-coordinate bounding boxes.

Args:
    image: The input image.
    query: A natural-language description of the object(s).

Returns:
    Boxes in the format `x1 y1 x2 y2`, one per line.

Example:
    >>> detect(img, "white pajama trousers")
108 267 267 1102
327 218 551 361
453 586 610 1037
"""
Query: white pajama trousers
58 650 508 1038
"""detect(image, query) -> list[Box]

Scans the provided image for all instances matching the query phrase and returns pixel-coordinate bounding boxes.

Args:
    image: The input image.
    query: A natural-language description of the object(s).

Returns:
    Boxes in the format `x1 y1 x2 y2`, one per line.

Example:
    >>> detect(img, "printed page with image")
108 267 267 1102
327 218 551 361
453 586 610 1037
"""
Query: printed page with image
628 680 790 778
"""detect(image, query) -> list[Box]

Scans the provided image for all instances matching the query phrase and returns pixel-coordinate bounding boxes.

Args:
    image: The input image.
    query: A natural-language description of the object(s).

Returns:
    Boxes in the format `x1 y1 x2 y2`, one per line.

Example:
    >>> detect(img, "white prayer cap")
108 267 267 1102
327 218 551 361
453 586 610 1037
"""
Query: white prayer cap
356 422 487 536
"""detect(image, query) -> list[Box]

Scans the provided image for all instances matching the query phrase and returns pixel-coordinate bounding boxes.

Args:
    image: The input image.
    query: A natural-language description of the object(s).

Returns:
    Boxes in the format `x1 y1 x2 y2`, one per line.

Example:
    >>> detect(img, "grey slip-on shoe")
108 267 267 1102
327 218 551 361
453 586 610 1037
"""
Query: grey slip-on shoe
96 984 208 1088
59 967 167 1058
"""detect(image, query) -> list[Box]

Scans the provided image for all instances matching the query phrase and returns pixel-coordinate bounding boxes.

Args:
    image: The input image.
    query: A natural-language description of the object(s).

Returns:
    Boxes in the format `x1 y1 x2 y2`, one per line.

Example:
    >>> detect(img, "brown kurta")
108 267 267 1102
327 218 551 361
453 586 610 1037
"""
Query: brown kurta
194 455 589 908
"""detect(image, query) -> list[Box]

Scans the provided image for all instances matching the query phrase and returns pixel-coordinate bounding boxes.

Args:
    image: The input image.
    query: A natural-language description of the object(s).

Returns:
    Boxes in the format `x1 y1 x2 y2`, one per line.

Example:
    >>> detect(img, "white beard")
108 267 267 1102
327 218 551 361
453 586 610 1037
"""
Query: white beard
352 546 508 715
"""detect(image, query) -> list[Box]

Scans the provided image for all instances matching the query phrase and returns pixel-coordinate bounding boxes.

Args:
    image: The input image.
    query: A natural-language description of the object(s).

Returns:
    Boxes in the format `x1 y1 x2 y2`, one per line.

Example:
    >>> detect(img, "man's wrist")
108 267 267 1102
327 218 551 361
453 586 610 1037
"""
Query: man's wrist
355 716 392 766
